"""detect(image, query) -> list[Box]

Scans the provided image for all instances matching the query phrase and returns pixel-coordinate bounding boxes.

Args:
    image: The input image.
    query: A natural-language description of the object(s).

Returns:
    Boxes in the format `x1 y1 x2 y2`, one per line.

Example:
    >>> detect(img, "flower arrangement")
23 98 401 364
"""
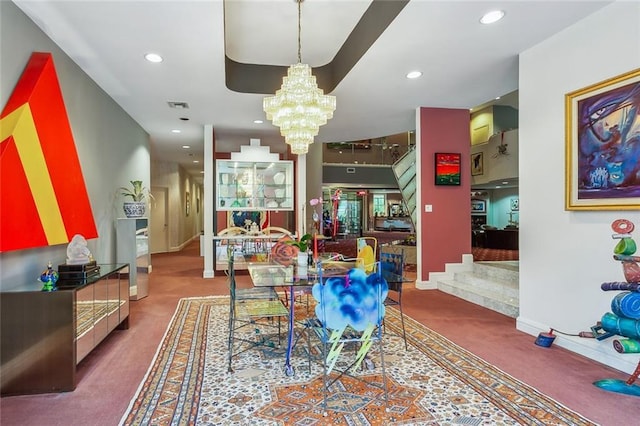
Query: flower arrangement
310 197 323 232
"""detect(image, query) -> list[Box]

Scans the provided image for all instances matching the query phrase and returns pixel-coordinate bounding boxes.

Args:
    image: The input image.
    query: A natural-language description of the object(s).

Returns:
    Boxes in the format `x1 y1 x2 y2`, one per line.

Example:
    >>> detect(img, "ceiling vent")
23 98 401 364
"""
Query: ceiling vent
167 101 190 109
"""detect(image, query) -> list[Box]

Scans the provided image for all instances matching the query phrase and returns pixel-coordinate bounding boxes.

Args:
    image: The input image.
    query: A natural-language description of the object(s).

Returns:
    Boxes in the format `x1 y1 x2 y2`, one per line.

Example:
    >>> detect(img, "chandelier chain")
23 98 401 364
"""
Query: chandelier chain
297 0 302 63
263 0 335 155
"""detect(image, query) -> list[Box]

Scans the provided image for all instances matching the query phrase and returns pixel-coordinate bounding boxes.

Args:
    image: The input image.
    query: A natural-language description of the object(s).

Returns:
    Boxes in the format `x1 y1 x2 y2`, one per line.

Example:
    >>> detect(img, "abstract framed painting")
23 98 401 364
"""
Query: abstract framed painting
434 152 461 186
565 68 640 210
471 152 483 176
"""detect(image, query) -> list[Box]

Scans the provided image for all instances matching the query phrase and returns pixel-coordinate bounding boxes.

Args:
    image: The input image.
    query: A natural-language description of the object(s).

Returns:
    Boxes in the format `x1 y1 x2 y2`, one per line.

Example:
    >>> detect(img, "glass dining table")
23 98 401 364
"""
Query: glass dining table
247 259 404 376
247 261 318 376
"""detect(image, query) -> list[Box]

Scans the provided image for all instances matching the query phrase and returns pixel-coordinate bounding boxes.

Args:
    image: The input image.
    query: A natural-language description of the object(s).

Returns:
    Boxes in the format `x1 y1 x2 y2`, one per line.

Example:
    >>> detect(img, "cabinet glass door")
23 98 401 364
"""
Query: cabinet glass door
216 160 293 211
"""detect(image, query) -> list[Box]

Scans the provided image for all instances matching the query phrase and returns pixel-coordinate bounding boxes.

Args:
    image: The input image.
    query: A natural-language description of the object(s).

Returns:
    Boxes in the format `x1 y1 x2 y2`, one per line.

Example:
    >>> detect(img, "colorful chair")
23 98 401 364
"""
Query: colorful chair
305 262 389 414
379 249 408 350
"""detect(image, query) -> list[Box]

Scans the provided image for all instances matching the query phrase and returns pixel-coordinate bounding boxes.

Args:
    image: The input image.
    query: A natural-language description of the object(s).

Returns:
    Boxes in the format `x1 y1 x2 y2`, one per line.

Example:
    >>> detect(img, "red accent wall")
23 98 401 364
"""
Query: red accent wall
418 107 471 280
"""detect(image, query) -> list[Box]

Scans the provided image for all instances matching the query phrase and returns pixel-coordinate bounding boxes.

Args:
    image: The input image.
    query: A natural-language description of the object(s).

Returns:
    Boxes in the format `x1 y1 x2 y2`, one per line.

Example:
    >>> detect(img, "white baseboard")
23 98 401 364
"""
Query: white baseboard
517 316 640 375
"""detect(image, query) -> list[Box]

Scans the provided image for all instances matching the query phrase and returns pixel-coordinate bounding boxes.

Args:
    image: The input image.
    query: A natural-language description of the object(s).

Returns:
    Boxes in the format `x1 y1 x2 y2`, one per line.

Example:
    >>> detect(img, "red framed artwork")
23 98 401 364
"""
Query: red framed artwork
434 152 461 186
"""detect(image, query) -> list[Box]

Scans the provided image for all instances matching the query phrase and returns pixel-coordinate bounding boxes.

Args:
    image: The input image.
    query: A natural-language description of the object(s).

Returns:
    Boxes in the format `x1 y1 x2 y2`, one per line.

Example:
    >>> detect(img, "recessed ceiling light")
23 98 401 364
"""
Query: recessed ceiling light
495 96 501 100
480 10 505 24
193 160 199 163
182 145 190 149
253 119 263 124
502 181 509 185
495 185 502 189
200 171 205 174
406 71 422 79
171 129 181 133
144 53 163 63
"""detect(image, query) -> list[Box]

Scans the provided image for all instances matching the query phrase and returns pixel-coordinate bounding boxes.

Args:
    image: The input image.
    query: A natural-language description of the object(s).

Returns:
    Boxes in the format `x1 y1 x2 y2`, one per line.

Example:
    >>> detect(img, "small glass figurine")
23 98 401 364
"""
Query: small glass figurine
39 261 59 292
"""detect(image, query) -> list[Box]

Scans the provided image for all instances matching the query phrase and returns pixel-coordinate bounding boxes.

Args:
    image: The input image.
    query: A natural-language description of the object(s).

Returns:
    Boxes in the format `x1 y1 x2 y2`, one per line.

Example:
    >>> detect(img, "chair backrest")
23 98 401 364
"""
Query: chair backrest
356 237 377 272
319 259 364 274
313 264 388 332
261 226 295 239
379 251 404 278
218 226 248 236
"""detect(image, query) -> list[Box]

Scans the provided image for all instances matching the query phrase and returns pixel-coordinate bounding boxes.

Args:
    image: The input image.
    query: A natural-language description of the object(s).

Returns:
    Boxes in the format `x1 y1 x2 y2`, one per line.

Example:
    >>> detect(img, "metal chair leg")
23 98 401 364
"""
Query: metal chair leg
397 290 408 350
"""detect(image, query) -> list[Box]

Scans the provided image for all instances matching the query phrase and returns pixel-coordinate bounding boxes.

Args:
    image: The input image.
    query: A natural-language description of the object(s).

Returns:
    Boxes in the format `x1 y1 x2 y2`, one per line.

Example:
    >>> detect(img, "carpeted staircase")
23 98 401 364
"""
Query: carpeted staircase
437 261 519 318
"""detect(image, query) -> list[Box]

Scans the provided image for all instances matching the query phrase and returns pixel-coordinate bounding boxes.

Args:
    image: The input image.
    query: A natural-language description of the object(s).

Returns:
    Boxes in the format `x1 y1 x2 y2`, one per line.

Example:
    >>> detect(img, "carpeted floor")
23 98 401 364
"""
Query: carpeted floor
471 247 519 261
121 296 595 425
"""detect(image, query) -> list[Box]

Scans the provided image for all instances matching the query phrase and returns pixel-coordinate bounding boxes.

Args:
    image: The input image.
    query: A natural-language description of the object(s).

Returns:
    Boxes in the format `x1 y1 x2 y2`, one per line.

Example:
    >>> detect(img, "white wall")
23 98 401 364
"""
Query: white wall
0 2 150 290
518 2 640 373
470 129 518 187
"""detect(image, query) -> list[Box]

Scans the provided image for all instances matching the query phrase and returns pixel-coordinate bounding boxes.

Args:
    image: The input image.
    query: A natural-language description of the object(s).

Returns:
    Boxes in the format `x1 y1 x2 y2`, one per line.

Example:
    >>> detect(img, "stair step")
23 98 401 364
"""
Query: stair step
451 272 518 299
470 262 518 286
438 278 519 318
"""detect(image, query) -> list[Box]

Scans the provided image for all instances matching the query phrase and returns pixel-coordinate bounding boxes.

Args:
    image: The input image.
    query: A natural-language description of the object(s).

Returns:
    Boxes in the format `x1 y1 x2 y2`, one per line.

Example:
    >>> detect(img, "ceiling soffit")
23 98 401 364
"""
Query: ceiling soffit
224 0 409 94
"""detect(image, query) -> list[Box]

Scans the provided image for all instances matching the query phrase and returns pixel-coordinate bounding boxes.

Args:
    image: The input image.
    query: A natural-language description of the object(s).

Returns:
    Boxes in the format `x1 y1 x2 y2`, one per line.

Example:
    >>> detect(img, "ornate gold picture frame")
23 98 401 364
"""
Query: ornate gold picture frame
565 68 640 210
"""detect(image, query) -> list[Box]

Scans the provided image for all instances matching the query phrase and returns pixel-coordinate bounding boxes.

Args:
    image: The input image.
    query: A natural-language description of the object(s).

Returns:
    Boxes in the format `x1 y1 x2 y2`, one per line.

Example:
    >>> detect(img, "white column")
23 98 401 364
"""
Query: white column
203 125 215 278
296 154 307 237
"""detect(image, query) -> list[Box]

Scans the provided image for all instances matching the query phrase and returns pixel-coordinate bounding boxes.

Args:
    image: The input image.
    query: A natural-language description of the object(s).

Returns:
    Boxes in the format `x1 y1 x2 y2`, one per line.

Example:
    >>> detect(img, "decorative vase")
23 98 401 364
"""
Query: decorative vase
123 202 146 218
297 251 308 267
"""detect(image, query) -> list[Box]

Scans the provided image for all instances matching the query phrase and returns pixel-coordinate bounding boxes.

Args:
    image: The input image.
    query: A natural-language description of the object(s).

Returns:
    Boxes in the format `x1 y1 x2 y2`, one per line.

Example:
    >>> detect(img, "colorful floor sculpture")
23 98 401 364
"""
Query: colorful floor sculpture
593 218 640 397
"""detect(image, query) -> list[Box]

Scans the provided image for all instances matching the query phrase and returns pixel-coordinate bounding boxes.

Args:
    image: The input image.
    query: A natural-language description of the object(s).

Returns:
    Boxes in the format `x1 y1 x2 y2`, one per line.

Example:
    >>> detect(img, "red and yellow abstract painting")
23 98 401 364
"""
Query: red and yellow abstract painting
1 52 97 252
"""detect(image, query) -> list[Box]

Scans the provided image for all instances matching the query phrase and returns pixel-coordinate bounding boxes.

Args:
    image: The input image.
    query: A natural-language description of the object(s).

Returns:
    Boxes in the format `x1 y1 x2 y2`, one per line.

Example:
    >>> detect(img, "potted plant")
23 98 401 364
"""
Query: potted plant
120 180 151 218
286 233 312 266
287 233 312 251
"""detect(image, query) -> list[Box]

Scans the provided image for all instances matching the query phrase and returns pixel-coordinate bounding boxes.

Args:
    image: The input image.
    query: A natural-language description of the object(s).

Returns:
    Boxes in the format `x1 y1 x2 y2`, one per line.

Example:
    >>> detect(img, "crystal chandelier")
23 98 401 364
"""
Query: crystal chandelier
263 0 336 155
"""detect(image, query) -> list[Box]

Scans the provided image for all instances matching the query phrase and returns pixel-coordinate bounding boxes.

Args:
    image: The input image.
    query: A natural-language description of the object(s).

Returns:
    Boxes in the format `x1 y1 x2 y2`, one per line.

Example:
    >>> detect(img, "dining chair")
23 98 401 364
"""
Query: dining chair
227 247 288 373
356 237 377 272
304 262 389 414
318 258 364 274
379 249 408 350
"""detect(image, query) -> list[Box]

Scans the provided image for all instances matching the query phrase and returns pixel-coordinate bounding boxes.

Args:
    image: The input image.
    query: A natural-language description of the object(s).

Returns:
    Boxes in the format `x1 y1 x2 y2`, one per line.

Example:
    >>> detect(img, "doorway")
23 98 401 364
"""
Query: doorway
150 187 169 253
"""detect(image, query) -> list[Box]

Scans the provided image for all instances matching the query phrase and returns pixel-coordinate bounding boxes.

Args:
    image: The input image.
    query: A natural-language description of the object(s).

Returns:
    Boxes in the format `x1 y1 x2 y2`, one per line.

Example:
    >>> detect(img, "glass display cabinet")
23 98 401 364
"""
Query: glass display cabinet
216 160 294 211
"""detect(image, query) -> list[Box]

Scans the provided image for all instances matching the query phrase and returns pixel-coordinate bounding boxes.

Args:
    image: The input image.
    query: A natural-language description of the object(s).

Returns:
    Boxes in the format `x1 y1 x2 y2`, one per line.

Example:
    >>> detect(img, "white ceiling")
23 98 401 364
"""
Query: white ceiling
14 0 611 182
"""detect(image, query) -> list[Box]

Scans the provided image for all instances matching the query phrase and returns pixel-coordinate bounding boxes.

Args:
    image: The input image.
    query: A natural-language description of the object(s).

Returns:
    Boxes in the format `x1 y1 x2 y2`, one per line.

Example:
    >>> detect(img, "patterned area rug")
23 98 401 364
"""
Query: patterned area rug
120 297 595 425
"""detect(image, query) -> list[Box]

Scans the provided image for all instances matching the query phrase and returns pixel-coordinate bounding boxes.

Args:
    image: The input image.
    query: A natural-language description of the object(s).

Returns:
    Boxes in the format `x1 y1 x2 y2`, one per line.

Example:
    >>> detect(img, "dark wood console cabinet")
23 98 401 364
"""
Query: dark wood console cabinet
1 264 129 396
